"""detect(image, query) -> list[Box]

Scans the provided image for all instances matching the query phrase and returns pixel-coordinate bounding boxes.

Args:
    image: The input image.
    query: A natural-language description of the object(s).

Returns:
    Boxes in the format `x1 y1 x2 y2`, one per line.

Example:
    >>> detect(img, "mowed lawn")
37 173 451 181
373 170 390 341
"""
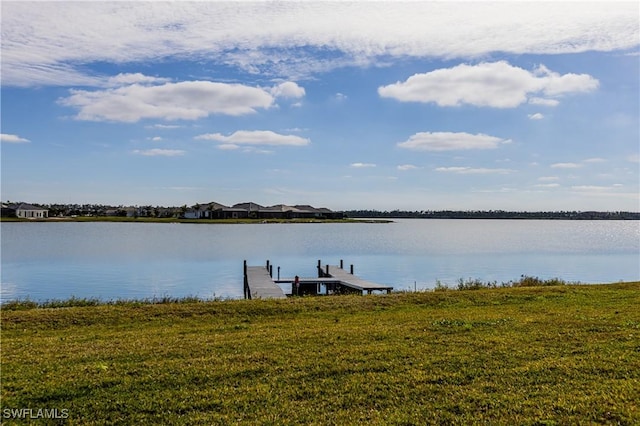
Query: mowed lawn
2 283 639 425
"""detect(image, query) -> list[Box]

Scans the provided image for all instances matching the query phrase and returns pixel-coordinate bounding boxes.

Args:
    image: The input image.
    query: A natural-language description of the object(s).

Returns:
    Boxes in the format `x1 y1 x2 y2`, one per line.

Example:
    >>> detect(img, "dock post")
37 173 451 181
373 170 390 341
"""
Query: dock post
243 260 250 300
277 266 280 280
350 264 354 274
269 264 273 278
317 259 322 277
243 260 247 299
325 264 330 276
266 259 270 270
340 259 344 269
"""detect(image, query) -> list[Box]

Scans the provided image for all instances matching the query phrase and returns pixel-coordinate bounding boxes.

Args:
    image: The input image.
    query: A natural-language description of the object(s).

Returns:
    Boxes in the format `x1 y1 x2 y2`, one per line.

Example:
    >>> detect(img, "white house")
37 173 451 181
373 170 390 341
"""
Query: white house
15 203 49 218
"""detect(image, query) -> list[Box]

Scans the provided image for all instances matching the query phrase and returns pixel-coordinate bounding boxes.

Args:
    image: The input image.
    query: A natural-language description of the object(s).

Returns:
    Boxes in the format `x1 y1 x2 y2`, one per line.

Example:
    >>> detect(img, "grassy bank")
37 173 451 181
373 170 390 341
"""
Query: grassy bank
2 283 639 424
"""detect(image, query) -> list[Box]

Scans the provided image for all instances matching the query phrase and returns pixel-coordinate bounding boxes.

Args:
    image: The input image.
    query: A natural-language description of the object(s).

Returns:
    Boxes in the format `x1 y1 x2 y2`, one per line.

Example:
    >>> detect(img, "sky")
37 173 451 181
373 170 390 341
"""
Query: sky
1 1 639 211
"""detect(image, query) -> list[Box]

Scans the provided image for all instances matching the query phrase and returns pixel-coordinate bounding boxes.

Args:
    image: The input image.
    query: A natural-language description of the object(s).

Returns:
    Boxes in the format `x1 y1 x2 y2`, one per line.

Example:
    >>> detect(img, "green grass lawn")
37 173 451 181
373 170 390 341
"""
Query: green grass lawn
2 283 639 425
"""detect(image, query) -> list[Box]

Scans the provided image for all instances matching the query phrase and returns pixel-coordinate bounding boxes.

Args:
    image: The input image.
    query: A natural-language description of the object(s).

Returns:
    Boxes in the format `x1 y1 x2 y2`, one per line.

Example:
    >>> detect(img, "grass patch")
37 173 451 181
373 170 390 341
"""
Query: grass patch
1 295 213 311
431 275 574 291
2 283 639 424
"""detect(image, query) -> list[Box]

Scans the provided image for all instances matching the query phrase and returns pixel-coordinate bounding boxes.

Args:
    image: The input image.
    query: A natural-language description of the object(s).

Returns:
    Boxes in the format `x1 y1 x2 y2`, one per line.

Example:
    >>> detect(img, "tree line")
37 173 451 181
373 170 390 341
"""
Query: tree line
344 210 640 220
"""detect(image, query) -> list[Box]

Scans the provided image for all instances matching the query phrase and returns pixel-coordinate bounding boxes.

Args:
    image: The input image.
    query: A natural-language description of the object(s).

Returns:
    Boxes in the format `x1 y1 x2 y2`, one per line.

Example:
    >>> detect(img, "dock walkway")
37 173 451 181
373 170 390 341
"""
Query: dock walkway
323 265 393 294
244 265 287 299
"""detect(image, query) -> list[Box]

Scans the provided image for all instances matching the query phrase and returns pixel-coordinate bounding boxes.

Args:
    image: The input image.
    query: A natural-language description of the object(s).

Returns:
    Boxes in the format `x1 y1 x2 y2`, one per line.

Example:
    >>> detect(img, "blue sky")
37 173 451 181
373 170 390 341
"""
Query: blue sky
1 1 638 211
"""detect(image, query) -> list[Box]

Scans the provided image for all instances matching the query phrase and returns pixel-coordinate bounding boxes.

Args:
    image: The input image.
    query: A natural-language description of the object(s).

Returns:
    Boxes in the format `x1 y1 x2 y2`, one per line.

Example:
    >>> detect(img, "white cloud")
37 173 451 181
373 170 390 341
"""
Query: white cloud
350 163 376 168
398 132 510 151
1 133 30 143
2 2 636 86
397 164 418 171
571 185 611 192
528 97 560 107
378 61 599 108
58 80 276 122
551 162 582 169
628 154 640 163
435 167 513 174
583 157 606 163
195 130 310 147
217 144 240 151
538 176 559 182
147 124 181 130
534 64 598 96
134 149 185 157
149 136 163 142
107 73 169 87
528 113 544 120
534 183 560 188
334 93 348 102
269 82 305 99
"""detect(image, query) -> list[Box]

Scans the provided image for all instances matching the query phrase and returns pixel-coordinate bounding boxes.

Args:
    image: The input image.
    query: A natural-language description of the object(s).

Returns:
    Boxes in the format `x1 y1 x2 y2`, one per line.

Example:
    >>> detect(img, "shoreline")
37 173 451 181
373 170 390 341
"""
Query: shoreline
3 281 638 309
0 217 394 224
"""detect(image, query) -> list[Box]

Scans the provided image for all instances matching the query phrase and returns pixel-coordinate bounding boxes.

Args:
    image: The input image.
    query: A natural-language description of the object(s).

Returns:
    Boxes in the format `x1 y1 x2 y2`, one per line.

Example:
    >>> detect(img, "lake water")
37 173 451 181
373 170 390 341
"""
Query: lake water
1 220 638 302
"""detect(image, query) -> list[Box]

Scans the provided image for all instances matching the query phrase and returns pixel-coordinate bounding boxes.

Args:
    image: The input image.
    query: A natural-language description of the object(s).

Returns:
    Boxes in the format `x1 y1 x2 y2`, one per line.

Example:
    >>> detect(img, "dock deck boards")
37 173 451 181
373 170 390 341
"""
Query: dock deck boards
326 266 393 293
245 266 287 299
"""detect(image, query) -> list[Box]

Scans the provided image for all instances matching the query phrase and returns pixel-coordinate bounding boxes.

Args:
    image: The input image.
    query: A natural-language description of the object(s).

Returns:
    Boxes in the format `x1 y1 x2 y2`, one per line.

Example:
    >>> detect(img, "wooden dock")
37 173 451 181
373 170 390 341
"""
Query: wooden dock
244 260 393 299
243 261 287 299
321 263 393 294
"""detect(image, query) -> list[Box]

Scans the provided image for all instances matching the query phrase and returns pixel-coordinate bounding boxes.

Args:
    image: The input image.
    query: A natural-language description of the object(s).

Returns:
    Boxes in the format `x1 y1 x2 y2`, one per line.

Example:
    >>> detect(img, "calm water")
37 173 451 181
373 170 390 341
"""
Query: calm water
1 220 638 301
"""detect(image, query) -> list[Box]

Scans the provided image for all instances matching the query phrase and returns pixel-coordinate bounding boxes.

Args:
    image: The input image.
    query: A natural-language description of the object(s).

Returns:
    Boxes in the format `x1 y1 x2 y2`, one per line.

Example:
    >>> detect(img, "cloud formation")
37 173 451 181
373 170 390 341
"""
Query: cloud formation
2 2 637 86
529 97 560 107
551 162 582 169
195 130 310 148
1 133 30 143
397 164 418 171
350 163 377 168
58 78 304 122
398 132 510 151
134 149 185 157
379 62 599 108
435 167 513 175
269 82 305 99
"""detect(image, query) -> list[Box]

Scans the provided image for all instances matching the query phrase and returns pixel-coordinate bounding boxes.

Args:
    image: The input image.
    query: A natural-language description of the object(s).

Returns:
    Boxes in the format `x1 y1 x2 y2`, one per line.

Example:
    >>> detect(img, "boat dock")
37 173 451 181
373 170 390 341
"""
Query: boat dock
243 260 393 299
243 262 288 299
318 260 394 295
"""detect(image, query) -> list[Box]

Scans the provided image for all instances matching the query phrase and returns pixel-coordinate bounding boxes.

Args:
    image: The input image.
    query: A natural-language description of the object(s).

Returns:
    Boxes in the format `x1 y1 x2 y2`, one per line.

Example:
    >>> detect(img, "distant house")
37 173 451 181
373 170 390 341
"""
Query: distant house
180 200 343 220
184 202 231 219
1 203 17 217
259 204 297 219
183 206 205 219
294 205 344 219
219 207 249 219
14 203 49 219
232 202 263 219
